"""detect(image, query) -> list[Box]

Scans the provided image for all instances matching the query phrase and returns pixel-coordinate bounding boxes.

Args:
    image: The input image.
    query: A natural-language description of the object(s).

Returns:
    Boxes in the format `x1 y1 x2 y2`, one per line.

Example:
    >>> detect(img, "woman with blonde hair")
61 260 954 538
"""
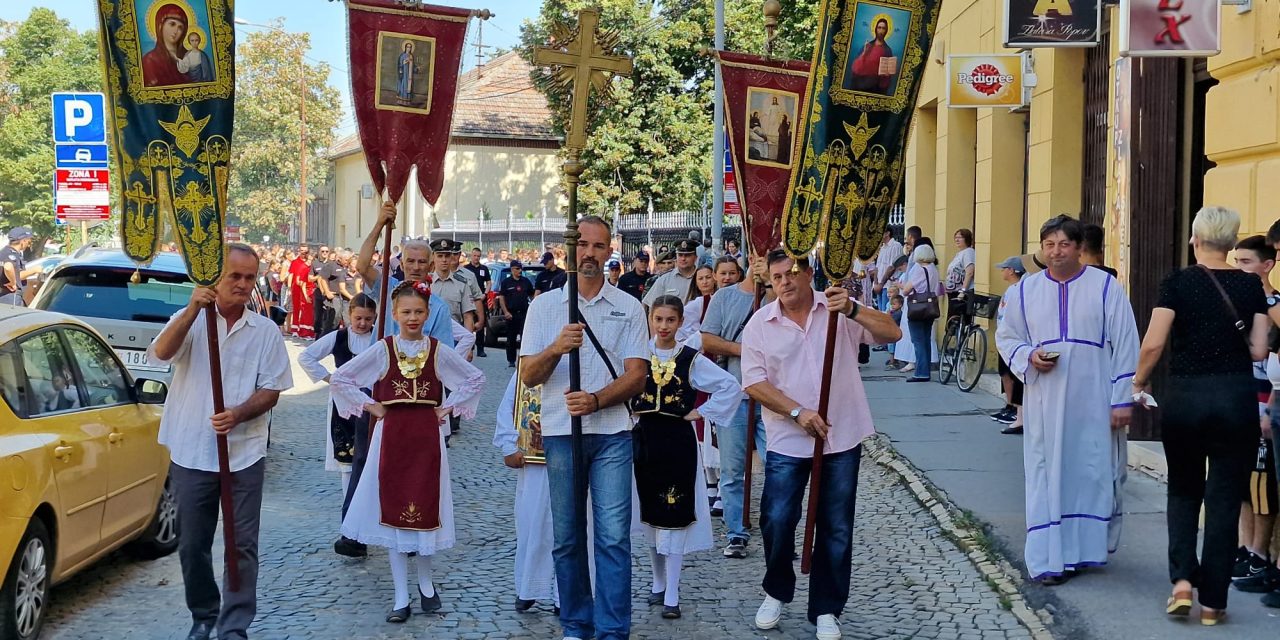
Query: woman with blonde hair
1133 206 1271 625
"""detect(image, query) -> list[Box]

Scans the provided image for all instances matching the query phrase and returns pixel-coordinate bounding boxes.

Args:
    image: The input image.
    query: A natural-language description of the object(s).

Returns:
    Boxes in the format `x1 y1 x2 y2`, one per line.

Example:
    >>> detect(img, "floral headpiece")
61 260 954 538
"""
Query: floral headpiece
391 279 432 301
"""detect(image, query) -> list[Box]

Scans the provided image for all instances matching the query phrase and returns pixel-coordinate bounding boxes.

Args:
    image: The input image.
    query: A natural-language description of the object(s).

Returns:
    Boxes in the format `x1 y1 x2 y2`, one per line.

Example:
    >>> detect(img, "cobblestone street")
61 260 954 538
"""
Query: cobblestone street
41 342 1031 639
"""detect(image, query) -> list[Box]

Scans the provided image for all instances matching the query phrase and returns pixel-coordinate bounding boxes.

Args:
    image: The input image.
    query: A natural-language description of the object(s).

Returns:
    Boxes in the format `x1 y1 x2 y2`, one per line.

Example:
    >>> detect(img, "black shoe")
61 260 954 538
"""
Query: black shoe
906 377 929 383
1040 573 1071 586
1233 551 1268 580
553 605 561 615
508 361 516 368
662 605 681 619
515 598 535 612
647 591 665 606
421 587 442 613
872 345 888 352
723 537 748 559
1234 565 1280 593
186 621 214 640
386 606 411 623
992 408 1016 424
1001 425 1024 435
333 536 367 558
710 499 723 518
477 351 487 357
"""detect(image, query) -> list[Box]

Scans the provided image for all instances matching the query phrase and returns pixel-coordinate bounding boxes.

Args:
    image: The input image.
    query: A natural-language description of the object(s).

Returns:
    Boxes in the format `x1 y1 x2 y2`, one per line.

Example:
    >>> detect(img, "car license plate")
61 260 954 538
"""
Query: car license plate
115 348 169 372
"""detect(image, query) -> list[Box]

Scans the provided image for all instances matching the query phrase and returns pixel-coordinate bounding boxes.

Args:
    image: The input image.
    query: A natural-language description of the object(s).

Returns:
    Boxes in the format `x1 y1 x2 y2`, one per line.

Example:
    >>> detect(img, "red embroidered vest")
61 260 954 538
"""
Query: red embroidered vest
371 337 443 406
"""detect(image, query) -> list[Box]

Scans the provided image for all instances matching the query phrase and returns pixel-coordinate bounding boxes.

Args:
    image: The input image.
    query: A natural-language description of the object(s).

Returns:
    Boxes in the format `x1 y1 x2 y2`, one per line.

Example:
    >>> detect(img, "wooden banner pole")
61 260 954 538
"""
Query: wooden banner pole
204 304 240 592
799 309 839 575
741 280 765 529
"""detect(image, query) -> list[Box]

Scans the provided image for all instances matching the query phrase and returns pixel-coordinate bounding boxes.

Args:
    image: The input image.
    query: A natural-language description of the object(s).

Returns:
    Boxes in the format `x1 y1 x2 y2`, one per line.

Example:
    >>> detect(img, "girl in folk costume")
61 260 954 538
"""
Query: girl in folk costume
330 281 485 622
632 295 741 619
297 294 378 542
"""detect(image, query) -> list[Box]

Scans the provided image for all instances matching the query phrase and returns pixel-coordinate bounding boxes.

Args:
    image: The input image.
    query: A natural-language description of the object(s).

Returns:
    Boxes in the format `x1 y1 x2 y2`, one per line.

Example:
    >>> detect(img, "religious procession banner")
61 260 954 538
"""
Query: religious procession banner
717 51 811 258
96 0 235 285
347 0 473 205
782 0 942 280
514 361 546 464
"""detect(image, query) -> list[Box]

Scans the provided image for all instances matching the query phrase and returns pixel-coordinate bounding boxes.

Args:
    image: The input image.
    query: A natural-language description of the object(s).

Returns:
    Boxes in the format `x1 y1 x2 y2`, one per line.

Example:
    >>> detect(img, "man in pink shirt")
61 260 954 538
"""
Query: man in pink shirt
742 249 901 640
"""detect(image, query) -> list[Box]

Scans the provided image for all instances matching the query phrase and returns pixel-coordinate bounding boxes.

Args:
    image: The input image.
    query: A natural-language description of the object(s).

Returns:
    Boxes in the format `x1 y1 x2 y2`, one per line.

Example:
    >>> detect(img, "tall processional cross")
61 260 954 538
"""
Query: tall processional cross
532 9 633 152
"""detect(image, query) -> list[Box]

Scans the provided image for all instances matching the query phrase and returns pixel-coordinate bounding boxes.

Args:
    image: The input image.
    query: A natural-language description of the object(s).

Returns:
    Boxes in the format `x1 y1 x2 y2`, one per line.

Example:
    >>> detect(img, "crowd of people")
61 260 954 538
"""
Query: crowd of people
134 202 1280 640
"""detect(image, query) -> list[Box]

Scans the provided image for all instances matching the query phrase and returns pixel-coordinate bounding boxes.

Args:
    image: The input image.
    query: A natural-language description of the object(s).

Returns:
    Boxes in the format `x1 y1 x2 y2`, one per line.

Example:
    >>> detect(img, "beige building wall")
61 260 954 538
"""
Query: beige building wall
329 142 563 250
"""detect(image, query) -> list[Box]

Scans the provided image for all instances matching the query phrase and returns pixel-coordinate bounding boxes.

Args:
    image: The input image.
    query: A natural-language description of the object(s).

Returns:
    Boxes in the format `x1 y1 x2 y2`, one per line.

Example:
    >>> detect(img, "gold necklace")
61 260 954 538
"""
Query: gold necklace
649 353 677 388
395 344 429 380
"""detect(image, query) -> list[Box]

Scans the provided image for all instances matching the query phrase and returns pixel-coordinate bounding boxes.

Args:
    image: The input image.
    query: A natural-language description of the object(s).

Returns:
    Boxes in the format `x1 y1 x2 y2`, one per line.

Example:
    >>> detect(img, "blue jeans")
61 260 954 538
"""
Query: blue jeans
761 446 862 624
875 286 889 312
718 398 768 541
908 318 934 379
545 432 633 640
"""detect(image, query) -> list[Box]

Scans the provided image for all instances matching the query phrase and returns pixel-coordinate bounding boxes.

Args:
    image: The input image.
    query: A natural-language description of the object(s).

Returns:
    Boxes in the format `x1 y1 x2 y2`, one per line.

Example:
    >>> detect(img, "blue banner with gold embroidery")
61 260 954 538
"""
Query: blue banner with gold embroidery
783 0 941 280
96 0 234 285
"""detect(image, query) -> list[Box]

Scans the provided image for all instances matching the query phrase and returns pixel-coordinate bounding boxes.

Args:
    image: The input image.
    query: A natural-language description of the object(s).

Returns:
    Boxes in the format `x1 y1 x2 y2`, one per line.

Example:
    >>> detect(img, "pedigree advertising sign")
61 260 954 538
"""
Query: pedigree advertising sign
946 54 1027 109
1120 0 1220 57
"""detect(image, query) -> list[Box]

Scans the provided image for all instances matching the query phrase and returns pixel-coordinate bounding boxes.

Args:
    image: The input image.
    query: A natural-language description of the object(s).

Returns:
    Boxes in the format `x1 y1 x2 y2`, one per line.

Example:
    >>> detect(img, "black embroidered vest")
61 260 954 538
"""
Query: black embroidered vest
332 328 356 368
631 345 698 418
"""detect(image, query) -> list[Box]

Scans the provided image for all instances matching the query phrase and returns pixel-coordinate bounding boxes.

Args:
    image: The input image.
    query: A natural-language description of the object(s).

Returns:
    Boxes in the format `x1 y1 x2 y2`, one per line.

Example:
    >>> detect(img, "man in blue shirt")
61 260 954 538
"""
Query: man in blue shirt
354 201 454 345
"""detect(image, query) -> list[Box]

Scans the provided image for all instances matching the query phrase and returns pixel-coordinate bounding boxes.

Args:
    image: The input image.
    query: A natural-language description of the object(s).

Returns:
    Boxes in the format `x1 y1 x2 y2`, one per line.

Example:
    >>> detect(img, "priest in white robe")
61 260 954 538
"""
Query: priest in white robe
995 215 1139 585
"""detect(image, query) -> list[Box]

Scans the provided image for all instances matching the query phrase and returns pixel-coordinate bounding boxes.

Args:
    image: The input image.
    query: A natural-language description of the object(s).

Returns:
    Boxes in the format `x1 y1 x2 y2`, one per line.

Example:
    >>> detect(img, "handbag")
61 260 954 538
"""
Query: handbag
906 266 941 322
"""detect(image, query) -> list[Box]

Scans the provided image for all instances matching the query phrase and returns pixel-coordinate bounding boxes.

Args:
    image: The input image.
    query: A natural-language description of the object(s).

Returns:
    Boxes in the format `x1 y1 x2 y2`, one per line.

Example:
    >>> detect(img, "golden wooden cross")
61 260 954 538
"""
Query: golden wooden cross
533 9 633 152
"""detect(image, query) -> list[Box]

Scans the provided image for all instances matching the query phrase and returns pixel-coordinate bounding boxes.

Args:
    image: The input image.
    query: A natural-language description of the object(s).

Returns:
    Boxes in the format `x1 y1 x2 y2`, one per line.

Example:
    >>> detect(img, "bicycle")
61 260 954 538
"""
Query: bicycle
938 292 1000 392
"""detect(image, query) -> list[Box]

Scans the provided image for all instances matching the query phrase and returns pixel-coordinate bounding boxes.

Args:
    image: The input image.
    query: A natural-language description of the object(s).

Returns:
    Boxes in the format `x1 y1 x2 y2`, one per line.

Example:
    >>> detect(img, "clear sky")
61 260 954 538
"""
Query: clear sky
1 0 539 136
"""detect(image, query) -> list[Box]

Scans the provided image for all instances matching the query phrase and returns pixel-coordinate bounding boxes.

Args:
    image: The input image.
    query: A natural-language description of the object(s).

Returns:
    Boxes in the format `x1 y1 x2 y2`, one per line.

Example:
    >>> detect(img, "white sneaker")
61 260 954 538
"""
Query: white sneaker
755 595 783 629
815 614 842 640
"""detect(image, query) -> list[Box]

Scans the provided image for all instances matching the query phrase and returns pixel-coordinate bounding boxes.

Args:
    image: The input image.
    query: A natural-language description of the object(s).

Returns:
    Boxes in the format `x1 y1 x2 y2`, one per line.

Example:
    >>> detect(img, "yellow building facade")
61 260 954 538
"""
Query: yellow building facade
906 1 1280 303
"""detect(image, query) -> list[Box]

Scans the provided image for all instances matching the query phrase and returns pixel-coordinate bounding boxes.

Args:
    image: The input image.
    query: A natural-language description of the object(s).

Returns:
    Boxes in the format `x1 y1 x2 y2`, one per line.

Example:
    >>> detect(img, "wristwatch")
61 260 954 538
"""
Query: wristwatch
789 407 803 421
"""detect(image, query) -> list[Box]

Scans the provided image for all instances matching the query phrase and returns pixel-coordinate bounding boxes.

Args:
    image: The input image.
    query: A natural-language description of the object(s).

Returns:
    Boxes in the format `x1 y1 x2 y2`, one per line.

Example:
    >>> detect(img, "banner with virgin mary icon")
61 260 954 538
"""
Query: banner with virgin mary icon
782 0 942 280
96 0 235 284
347 1 478 206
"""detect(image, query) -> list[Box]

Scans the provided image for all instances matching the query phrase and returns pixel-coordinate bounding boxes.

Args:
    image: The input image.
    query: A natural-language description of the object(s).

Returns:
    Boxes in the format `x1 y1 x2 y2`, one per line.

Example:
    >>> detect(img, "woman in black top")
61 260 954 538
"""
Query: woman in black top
1133 207 1271 624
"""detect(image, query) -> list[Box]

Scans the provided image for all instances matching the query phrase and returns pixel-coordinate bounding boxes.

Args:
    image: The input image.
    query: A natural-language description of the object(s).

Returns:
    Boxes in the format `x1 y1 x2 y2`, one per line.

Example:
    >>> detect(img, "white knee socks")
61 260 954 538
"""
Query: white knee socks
340 470 352 497
415 554 435 597
389 551 410 609
649 548 665 594
664 553 683 607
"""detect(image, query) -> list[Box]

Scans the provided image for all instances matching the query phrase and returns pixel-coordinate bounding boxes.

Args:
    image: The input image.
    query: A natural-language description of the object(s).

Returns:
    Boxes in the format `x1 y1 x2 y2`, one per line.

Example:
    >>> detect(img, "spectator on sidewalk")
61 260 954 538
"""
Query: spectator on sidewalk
996 214 1139 587
992 256 1027 434
1082 224 1119 278
871 229 903 312
742 250 900 640
644 239 700 308
1230 235 1280 598
618 251 650 301
944 228 976 318
900 243 943 382
1132 207 1269 623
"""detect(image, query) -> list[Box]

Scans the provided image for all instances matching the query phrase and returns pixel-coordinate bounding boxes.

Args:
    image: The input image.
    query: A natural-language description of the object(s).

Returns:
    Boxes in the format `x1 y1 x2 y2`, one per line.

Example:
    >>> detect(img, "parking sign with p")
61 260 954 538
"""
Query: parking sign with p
52 92 107 143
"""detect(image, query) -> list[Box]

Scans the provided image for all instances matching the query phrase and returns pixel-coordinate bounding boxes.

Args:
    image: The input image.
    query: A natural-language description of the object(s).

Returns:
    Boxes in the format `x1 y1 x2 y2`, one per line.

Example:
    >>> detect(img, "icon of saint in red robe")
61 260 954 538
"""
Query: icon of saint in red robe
141 3 193 87
847 18 897 95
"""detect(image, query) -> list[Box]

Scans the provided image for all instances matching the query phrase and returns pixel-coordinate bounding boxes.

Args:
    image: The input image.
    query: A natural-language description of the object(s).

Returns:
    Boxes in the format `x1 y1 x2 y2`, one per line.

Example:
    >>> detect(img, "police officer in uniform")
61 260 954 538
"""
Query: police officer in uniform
1 227 36 306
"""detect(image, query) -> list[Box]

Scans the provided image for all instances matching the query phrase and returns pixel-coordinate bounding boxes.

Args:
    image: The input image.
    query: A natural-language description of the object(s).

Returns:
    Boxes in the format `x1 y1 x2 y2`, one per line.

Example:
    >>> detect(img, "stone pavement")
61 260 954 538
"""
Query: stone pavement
863 351 1280 639
40 340 1030 639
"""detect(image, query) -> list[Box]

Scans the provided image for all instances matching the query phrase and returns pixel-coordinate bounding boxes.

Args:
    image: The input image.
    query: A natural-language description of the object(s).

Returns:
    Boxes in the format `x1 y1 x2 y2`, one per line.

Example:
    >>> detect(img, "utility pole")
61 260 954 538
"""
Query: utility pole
711 0 725 254
298 47 307 244
472 20 493 77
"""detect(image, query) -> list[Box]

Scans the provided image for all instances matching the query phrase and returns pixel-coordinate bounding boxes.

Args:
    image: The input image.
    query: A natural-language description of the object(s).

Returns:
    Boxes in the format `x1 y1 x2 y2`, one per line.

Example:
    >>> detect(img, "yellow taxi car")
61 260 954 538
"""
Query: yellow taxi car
0 306 177 640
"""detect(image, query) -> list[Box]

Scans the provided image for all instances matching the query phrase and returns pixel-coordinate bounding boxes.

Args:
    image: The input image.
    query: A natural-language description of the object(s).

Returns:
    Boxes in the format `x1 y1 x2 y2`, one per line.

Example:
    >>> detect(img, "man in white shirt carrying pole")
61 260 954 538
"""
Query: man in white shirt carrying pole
149 244 294 640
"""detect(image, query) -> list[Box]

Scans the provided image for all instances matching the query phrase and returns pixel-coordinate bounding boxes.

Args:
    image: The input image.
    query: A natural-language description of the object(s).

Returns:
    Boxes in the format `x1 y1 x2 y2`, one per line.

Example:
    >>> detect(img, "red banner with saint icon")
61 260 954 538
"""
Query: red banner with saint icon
347 0 474 205
716 51 811 257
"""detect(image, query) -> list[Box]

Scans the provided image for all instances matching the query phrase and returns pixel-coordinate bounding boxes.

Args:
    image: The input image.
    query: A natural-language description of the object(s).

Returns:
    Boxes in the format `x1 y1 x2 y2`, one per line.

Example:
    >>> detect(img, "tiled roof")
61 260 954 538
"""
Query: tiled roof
327 51 557 160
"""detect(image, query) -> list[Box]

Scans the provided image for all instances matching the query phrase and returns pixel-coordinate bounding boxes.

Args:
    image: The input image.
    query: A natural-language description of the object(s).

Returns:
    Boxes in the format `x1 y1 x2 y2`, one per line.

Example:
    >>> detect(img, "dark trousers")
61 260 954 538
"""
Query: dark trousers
506 310 527 364
761 446 862 623
1162 374 1258 610
475 325 486 354
171 459 266 640
341 415 372 519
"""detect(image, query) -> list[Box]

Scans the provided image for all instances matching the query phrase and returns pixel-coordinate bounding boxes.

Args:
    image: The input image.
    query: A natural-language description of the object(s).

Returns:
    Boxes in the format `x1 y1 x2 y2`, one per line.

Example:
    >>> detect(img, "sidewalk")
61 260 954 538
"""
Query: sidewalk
862 353 1279 638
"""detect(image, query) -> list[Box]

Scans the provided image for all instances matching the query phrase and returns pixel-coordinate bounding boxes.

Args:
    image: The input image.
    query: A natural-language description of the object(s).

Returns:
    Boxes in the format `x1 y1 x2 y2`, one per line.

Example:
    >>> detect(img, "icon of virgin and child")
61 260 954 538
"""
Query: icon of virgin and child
141 2 214 87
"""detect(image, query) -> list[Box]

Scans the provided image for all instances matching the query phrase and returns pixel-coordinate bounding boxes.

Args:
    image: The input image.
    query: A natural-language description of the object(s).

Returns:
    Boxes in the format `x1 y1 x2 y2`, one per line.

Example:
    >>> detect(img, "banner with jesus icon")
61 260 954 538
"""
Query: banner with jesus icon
347 0 474 205
96 0 235 284
782 0 942 280
717 51 811 258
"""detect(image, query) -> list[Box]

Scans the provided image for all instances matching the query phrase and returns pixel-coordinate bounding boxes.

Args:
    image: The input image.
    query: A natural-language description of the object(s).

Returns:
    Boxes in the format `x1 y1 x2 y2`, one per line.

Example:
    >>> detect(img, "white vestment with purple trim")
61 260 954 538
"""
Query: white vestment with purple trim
995 265 1139 580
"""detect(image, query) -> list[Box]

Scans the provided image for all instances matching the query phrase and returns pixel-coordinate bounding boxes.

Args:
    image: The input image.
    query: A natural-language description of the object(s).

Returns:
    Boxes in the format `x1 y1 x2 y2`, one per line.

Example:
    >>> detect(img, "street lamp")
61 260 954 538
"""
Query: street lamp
234 18 308 245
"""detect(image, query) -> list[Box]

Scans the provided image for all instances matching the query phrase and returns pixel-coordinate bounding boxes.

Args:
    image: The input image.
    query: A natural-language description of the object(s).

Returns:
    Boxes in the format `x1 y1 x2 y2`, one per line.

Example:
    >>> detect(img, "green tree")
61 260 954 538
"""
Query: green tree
230 23 342 242
0 8 102 253
521 0 818 217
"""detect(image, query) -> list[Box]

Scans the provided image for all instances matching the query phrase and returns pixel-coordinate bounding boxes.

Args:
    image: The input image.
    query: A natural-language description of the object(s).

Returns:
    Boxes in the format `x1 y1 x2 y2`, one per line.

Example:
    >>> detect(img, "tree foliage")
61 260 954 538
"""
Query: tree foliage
521 0 819 217
230 24 342 242
0 9 102 250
